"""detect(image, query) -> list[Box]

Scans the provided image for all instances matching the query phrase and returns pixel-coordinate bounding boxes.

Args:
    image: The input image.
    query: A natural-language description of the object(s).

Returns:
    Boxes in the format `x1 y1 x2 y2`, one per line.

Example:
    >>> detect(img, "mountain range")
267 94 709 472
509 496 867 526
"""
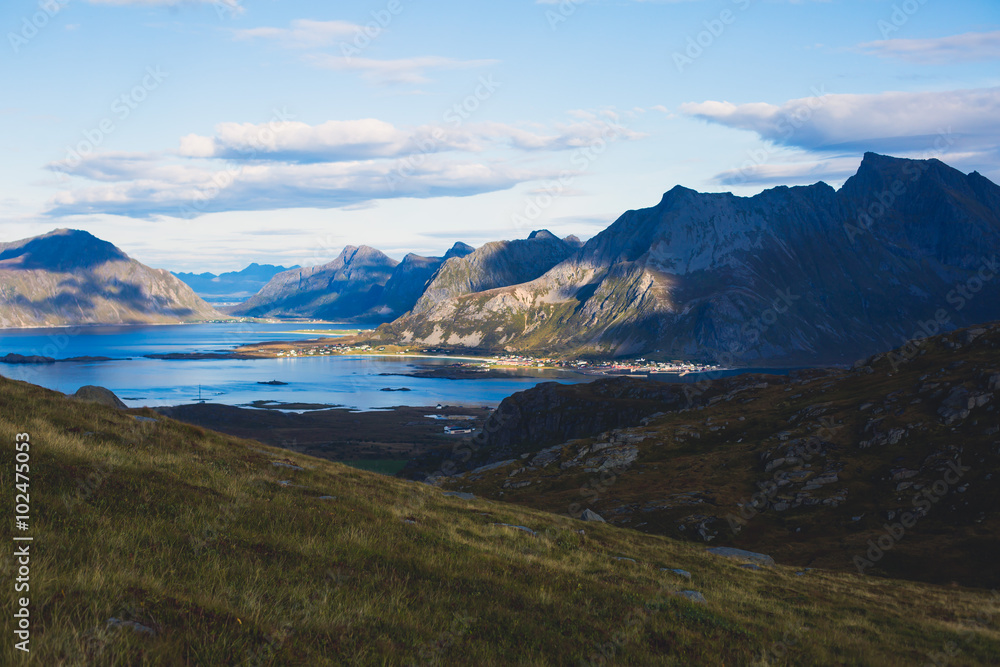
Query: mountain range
172 263 298 302
228 241 478 321
0 229 220 328
4 153 999 365
375 153 1000 364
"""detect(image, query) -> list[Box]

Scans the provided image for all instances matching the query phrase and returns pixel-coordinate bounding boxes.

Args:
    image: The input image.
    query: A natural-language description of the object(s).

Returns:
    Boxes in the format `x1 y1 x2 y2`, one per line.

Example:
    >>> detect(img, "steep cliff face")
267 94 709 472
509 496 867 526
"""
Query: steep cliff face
376 154 1000 363
0 229 221 328
408 230 578 314
370 242 476 320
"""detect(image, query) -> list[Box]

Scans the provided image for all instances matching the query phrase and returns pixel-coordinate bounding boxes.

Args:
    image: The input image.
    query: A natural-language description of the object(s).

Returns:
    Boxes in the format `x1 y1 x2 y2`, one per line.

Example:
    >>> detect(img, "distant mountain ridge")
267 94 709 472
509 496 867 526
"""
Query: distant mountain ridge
229 241 478 322
229 245 398 320
173 263 299 301
0 229 221 328
375 153 1000 363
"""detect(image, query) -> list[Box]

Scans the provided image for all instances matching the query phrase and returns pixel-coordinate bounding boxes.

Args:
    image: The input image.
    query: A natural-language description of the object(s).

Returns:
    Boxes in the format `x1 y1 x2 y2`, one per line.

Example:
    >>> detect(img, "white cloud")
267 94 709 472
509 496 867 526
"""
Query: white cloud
233 19 360 49
712 157 862 187
171 117 643 163
858 30 1000 64
680 87 1000 155
45 156 557 219
44 108 647 218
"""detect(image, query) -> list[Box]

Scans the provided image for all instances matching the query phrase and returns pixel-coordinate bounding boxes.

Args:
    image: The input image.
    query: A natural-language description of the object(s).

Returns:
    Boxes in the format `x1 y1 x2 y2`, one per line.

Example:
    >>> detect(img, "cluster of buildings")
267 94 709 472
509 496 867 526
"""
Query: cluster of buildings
484 355 723 376
269 344 724 376
274 343 379 357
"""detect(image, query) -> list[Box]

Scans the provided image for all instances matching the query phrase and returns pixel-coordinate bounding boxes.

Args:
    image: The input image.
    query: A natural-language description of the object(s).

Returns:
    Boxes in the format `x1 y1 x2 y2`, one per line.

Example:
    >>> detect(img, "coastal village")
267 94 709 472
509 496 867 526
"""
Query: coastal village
264 339 725 376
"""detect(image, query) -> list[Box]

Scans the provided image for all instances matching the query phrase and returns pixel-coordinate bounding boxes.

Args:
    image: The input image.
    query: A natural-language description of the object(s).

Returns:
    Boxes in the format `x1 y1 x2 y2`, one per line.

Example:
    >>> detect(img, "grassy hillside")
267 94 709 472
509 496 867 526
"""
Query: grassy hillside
1 376 998 665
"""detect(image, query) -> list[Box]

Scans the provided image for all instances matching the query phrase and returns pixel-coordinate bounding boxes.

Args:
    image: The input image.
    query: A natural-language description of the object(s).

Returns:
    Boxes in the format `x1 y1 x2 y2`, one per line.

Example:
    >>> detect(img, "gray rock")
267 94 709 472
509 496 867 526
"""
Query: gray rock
583 444 639 473
74 385 128 409
671 590 707 604
443 491 475 500
272 461 304 471
107 618 155 636
938 386 972 424
132 416 158 423
706 547 775 567
491 523 536 537
580 509 606 523
530 444 564 468
661 568 692 580
764 457 786 472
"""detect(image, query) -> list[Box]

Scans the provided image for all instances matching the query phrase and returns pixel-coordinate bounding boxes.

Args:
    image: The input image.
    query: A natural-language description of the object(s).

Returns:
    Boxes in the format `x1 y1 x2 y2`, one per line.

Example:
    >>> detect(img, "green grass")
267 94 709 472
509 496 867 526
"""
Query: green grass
339 459 409 476
1 375 998 665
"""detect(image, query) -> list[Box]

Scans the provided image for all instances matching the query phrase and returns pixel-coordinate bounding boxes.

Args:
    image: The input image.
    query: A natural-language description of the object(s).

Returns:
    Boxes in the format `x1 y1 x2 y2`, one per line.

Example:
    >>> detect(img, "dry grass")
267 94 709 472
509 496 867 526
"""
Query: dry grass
0 375 998 665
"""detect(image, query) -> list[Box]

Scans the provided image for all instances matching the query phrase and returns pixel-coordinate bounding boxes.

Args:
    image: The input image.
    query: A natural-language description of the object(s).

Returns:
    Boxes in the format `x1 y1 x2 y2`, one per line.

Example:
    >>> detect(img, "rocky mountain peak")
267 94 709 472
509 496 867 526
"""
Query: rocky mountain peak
0 228 129 272
444 242 476 260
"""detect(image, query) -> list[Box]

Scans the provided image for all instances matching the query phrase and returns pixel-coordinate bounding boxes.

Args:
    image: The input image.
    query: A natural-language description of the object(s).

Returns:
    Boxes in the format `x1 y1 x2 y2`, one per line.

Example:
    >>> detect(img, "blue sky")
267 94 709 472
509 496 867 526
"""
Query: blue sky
1 0 997 271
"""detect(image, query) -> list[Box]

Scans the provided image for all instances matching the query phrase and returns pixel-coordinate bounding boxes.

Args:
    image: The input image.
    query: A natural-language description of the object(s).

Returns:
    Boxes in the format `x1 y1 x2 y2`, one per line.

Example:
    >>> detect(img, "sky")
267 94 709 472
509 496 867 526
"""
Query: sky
1 0 997 272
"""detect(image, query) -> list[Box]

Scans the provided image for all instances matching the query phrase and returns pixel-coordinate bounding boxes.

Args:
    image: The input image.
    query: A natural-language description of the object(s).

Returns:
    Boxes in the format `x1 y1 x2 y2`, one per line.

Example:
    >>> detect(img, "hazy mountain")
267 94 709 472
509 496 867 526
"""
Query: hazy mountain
0 229 221 328
230 242 477 322
376 154 1000 363
173 263 299 301
229 245 400 320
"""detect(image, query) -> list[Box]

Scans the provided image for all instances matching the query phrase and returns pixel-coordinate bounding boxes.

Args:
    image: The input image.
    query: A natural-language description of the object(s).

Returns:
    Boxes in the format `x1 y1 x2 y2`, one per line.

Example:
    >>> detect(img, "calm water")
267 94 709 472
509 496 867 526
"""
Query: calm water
0 323 800 411
0 323 592 410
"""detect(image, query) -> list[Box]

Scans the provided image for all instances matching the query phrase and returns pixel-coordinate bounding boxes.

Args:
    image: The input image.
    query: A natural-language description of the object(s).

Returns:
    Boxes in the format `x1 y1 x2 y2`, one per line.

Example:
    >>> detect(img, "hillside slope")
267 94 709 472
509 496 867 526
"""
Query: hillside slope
0 229 220 327
376 154 1000 363
431 321 1000 589
0 375 998 664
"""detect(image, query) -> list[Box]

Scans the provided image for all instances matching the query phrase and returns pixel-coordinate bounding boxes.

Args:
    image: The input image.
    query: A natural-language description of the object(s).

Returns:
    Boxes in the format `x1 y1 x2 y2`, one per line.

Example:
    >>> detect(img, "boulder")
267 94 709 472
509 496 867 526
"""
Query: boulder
580 509 606 523
661 568 692 580
671 590 707 604
73 385 127 410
